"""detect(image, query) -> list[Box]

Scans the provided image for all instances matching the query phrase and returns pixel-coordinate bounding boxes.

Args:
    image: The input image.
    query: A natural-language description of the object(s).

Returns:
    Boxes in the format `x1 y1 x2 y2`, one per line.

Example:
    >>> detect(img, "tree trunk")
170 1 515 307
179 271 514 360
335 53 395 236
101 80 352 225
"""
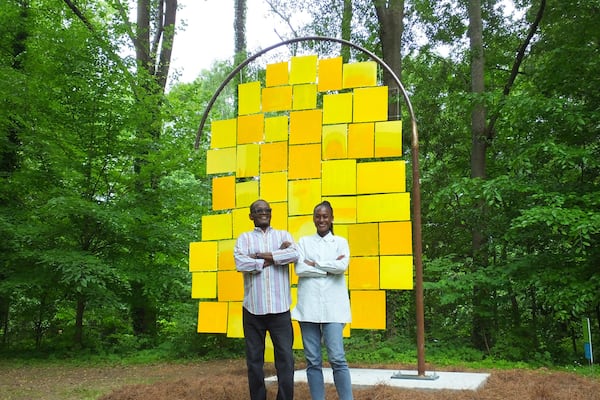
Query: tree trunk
340 0 353 63
74 296 85 348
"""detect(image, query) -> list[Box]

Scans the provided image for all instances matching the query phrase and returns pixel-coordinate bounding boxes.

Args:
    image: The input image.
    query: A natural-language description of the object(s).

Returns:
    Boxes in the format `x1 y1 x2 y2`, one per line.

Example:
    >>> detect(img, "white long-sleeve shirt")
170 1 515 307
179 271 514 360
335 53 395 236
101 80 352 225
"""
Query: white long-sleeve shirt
291 232 351 323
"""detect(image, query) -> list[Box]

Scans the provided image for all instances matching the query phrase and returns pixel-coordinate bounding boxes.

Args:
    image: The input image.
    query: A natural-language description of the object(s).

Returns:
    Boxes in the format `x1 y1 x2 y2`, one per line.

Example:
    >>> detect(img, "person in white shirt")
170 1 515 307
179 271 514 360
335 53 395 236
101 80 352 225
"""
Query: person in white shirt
291 200 353 400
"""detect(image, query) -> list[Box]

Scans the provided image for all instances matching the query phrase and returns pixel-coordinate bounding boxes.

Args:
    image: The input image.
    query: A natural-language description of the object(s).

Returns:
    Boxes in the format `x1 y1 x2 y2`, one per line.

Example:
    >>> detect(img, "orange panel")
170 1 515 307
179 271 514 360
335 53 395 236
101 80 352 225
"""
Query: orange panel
348 257 379 290
237 114 264 144
322 124 348 160
375 120 403 157
262 86 292 112
197 301 228 333
218 239 236 271
217 270 244 301
266 61 289 87
318 56 343 92
260 141 288 173
288 144 321 179
379 221 412 255
348 122 374 158
342 61 377 89
290 109 322 145
350 290 386 329
212 176 235 211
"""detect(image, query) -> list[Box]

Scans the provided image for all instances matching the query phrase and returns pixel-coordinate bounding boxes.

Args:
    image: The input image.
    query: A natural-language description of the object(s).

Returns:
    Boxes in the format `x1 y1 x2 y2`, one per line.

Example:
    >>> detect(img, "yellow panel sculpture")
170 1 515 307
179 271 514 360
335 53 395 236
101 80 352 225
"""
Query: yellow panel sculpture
190 55 412 342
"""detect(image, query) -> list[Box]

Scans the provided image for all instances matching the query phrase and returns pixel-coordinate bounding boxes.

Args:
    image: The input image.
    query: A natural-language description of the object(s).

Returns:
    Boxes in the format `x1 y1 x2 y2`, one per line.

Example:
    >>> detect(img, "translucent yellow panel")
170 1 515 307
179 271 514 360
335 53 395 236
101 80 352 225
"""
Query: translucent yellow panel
206 148 236 175
347 223 379 256
322 124 348 160
210 118 236 149
226 301 244 338
262 86 292 112
375 120 403 157
357 161 406 194
322 159 356 196
212 176 235 211
265 332 274 362
260 141 288 173
288 214 315 242
379 221 412 255
289 109 322 145
238 81 261 116
290 265 298 286
288 144 322 179
189 241 218 271
260 172 287 203
290 54 318 84
218 239 236 270
265 116 288 142
343 323 351 337
348 257 379 290
322 196 356 224
269 202 288 231
288 179 321 216
350 290 386 329
342 61 377 89
292 320 303 349
237 114 264 144
232 207 251 238
197 301 228 333
236 180 259 208
323 93 353 125
380 255 414 290
348 122 374 158
217 270 244 301
318 56 343 92
357 193 411 223
202 213 233 241
236 144 259 178
266 61 289 87
353 86 388 123
191 272 217 299
334 224 349 240
292 84 317 110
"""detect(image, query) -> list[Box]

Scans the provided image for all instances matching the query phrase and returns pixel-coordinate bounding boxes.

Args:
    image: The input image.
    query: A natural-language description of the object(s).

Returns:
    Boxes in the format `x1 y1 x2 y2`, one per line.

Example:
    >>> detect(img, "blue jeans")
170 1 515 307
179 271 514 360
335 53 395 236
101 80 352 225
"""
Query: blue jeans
299 322 353 400
243 308 295 400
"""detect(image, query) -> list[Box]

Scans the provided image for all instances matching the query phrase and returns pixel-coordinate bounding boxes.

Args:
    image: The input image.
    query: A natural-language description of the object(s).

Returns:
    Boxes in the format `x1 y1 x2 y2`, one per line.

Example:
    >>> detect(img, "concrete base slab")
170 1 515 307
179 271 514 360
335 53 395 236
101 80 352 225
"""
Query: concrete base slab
266 368 490 391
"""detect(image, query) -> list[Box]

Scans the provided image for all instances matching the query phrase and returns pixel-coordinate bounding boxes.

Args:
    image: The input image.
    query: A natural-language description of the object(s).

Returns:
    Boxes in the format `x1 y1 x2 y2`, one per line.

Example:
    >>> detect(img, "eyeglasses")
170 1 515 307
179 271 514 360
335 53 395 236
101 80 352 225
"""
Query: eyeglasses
252 208 272 214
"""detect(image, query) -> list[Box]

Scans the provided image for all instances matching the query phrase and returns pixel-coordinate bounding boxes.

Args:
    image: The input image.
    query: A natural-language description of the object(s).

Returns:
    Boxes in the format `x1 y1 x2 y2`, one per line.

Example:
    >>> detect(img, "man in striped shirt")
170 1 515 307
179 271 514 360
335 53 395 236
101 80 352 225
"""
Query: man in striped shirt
234 199 299 400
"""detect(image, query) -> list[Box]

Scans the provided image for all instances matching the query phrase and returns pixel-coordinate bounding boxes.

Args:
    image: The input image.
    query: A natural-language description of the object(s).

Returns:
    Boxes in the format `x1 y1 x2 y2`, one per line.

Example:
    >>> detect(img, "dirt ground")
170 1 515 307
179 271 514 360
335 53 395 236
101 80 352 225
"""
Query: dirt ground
1 358 599 400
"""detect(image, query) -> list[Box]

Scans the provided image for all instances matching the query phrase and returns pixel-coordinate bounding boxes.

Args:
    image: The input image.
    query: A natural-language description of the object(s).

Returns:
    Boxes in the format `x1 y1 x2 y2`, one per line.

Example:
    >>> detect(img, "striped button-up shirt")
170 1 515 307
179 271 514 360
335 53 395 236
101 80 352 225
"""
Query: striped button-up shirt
234 227 299 315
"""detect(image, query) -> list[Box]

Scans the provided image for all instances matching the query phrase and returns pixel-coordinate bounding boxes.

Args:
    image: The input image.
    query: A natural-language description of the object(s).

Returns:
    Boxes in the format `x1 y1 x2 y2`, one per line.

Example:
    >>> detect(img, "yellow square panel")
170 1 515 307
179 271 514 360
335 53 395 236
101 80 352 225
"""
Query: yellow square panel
288 214 314 242
210 118 237 149
232 207 251 238
375 120 403 157
218 239 236 270
292 84 317 110
379 221 412 255
322 124 348 160
237 114 264 144
350 290 386 329
265 332 274 362
292 320 303 349
236 144 259 178
380 255 414 290
226 301 244 338
260 172 287 203
348 257 379 290
236 180 259 208
266 61 289 87
353 86 388 123
260 141 288 173
322 159 356 196
290 54 318 84
357 161 406 194
262 86 292 112
318 56 343 92
334 224 349 241
197 301 228 333
343 323 351 337
189 241 218 271
191 272 217 299
238 81 261 116
288 144 321 179
322 196 356 224
323 93 353 125
288 179 321 216
348 123 374 158
357 193 410 223
289 109 322 145
201 213 232 241
265 116 288 142
290 265 298 286
206 148 236 175
347 223 379 256
217 270 244 301
270 202 288 232
342 61 377 89
212 176 235 211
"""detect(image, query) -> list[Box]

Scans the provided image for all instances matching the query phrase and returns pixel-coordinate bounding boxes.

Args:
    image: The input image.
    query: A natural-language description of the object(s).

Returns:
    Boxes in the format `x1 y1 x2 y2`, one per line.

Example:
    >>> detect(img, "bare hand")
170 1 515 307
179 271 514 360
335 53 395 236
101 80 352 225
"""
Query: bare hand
279 241 292 249
336 255 345 260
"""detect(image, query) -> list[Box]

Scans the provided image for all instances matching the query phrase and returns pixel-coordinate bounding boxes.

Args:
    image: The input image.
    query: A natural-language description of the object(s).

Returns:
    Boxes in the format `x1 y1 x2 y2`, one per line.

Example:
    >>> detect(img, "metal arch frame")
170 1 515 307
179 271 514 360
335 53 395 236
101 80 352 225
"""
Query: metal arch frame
194 36 428 377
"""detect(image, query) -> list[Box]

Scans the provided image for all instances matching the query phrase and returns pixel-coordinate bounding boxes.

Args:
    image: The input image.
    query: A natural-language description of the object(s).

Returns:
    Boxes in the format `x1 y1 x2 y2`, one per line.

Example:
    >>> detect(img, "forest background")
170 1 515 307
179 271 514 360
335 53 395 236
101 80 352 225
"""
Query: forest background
0 0 598 375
